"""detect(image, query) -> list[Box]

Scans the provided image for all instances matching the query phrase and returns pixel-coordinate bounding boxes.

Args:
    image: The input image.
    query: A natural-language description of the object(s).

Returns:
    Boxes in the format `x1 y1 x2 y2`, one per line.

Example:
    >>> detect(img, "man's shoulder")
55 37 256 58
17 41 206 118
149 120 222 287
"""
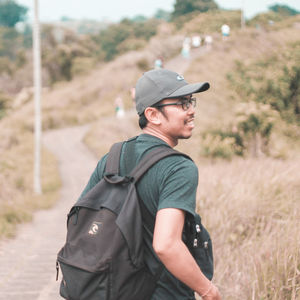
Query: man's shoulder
148 149 197 181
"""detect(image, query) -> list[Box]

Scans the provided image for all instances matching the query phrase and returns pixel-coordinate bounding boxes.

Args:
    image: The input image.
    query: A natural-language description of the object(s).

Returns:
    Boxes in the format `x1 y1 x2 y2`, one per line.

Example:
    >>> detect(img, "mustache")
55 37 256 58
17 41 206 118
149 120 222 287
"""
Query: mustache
184 116 194 124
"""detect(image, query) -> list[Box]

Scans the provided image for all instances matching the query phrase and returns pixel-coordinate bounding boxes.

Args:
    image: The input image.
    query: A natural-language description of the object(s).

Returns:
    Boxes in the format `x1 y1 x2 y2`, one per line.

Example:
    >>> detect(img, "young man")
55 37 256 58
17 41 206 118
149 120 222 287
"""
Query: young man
80 69 221 299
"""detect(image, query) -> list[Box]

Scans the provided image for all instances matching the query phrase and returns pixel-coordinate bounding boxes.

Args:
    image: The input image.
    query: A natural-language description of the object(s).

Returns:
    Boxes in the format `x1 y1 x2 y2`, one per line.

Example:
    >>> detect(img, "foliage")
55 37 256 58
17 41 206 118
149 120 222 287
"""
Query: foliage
0 27 22 58
0 90 11 119
0 56 13 75
180 9 241 34
227 42 300 125
200 132 240 160
136 57 150 71
116 38 147 54
93 18 160 61
248 11 288 29
41 25 101 84
172 0 218 19
0 0 28 27
235 103 277 157
269 4 300 16
200 103 278 159
154 9 171 21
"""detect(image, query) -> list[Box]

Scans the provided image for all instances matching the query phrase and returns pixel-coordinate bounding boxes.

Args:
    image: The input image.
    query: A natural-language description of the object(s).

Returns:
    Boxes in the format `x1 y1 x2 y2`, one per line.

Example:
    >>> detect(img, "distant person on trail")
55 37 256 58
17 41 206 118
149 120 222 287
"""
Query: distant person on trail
181 36 191 58
204 35 213 50
130 86 136 107
79 69 221 300
154 56 164 69
114 95 125 118
192 35 201 48
221 24 230 41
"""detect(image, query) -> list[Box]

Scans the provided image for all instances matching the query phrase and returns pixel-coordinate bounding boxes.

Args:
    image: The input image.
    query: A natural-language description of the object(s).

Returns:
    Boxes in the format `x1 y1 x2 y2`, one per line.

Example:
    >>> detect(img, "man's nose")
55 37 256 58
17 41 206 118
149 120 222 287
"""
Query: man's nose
187 104 195 114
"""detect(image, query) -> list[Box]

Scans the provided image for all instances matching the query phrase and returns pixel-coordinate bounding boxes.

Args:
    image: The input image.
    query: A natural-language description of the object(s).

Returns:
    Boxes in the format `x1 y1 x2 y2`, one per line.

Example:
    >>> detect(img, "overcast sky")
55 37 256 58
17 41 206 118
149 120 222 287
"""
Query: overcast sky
17 0 300 22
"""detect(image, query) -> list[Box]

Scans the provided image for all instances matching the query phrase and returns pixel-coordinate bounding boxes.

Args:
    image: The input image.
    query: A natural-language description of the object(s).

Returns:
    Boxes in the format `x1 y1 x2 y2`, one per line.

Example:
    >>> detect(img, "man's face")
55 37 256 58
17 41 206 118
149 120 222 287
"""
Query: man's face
156 95 196 144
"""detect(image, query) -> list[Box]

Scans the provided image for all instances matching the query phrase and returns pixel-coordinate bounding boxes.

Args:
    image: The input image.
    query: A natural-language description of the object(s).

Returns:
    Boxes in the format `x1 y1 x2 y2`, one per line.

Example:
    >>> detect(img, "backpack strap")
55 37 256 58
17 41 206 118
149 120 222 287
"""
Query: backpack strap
121 142 192 232
130 147 191 182
125 142 192 282
105 137 139 176
105 141 124 175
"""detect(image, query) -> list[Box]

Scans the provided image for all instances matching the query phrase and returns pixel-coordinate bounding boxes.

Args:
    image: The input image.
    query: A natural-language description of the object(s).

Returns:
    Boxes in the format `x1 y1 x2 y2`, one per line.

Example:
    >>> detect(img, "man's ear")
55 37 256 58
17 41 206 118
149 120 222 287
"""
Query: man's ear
144 107 161 125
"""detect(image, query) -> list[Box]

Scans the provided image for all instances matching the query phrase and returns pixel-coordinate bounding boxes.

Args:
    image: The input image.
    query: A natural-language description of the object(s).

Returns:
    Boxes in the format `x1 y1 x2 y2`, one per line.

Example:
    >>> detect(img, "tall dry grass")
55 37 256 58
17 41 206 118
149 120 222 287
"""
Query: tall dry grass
195 158 300 299
0 115 61 238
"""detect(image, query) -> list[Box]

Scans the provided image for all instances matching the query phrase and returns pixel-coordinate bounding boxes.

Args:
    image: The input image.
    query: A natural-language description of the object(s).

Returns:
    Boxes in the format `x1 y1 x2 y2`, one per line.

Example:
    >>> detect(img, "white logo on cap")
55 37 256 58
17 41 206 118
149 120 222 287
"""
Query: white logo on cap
176 75 184 81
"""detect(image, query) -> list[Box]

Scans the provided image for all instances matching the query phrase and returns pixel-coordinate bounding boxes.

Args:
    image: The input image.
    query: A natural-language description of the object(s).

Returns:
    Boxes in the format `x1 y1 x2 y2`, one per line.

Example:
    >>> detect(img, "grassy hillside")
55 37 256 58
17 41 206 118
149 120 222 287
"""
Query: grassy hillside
0 11 299 299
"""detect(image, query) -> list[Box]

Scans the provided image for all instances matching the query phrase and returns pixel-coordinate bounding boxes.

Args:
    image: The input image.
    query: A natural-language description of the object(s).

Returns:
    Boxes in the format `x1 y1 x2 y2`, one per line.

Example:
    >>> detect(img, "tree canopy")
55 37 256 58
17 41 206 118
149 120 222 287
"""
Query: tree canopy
268 4 300 16
172 0 218 18
0 0 28 28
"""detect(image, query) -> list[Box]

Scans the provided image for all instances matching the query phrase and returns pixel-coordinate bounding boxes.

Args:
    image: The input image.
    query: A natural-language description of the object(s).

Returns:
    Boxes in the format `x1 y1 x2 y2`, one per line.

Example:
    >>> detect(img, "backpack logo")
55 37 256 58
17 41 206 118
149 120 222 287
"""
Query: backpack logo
88 222 102 235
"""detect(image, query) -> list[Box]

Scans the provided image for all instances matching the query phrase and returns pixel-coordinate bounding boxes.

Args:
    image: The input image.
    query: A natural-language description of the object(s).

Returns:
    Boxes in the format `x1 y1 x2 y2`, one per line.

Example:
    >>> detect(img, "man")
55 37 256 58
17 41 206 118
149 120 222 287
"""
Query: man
80 69 221 299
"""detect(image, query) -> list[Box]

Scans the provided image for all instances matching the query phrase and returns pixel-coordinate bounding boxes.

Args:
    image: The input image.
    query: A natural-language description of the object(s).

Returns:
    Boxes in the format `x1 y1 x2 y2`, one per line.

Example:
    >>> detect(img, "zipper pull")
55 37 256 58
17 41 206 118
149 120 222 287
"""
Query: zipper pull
204 241 208 249
73 207 80 225
193 238 198 247
56 261 59 281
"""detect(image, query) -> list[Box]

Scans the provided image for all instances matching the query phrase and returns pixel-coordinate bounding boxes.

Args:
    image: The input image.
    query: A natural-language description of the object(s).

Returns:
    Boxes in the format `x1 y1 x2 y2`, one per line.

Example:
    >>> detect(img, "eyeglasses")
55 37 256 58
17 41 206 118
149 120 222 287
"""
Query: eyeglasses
154 97 196 111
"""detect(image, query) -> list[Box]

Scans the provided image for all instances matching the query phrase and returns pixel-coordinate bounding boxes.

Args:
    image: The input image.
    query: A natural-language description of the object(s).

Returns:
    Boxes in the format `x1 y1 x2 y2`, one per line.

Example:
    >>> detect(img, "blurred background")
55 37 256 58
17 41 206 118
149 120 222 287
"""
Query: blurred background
0 0 299 299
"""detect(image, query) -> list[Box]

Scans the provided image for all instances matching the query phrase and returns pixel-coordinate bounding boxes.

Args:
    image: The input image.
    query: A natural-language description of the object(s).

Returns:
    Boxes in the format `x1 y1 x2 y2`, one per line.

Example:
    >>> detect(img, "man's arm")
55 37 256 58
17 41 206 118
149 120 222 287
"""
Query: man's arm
153 208 221 299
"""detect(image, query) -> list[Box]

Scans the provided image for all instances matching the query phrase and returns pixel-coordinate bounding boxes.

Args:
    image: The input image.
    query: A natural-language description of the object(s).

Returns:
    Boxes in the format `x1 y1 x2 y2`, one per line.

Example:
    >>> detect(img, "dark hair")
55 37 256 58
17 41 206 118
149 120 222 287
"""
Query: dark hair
138 104 166 129
138 113 148 129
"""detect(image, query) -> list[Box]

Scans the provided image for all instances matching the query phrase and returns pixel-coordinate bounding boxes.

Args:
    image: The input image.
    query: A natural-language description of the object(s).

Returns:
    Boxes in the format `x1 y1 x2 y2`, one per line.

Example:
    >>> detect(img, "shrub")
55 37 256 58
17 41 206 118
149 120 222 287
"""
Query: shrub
227 42 300 125
200 132 241 160
200 103 278 159
0 91 11 119
136 58 150 71
93 18 160 61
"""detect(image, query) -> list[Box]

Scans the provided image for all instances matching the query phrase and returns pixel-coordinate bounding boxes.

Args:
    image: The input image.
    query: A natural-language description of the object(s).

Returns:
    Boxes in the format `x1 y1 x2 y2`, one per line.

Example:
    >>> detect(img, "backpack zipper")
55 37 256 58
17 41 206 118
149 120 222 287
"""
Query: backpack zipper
56 261 59 281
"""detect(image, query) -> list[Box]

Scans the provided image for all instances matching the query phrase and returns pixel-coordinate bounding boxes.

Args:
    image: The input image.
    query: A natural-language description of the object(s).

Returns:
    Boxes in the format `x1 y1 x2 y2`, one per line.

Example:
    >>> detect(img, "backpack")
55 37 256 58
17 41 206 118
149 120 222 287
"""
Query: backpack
56 140 214 300
56 142 188 300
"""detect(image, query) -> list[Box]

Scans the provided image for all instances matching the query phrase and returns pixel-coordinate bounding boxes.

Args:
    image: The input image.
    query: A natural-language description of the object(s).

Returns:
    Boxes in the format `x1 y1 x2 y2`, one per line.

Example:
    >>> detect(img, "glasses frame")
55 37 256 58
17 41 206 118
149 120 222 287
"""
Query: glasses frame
154 97 196 111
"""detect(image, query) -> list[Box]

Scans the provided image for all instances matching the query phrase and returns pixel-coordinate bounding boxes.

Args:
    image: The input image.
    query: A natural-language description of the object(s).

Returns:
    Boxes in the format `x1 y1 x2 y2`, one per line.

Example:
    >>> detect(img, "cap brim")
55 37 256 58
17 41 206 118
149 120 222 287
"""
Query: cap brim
166 82 210 98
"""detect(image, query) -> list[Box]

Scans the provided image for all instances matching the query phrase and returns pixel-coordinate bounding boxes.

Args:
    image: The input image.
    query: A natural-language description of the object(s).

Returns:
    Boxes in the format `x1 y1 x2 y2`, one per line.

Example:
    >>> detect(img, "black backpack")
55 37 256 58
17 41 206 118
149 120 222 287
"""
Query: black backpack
56 141 214 300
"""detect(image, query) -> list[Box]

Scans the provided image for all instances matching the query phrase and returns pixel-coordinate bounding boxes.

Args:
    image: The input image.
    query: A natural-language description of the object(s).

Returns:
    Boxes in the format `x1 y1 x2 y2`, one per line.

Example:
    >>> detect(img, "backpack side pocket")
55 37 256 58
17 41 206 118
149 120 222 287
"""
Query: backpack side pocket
185 213 214 280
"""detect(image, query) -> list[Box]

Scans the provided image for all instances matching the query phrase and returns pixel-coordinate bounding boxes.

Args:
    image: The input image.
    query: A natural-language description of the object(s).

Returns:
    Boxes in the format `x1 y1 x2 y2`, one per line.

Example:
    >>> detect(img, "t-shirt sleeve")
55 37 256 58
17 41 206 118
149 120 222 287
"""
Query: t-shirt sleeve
157 158 198 216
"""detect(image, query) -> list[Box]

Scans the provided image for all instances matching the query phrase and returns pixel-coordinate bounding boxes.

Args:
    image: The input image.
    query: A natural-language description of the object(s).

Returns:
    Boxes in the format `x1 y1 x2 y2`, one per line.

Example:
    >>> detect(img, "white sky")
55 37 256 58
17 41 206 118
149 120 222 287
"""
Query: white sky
17 0 300 22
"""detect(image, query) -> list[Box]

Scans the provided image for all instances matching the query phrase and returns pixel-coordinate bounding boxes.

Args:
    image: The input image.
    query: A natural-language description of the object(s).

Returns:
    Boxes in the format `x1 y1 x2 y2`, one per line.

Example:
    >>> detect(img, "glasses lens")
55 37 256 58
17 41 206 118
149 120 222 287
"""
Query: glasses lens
181 98 196 110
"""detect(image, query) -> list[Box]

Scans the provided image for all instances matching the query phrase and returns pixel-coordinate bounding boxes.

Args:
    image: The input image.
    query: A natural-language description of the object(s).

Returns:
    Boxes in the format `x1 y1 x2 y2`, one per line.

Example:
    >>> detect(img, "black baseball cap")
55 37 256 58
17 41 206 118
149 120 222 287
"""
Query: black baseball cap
135 69 210 115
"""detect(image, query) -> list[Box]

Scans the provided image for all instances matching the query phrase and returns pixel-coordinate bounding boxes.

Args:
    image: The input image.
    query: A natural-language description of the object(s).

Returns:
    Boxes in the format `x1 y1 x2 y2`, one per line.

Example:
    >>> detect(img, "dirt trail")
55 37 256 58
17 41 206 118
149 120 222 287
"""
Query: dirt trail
0 48 208 299
0 126 97 299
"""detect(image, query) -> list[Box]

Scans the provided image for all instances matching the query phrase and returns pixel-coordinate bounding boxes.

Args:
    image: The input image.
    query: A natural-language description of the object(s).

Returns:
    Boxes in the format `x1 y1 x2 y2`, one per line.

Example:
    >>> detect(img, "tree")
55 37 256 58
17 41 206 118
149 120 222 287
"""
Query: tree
172 0 218 18
154 9 171 21
269 4 299 16
93 18 159 61
0 0 28 27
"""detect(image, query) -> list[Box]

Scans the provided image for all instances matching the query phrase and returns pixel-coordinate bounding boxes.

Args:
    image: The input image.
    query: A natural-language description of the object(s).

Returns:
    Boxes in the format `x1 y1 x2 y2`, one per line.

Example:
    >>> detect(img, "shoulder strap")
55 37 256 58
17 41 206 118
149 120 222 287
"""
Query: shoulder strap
130 147 191 183
105 142 124 175
105 140 191 179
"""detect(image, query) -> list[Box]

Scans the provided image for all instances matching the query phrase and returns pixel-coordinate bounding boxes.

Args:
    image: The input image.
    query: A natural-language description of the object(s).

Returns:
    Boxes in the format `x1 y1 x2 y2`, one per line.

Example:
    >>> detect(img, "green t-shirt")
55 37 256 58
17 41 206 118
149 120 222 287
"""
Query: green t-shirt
80 134 198 300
